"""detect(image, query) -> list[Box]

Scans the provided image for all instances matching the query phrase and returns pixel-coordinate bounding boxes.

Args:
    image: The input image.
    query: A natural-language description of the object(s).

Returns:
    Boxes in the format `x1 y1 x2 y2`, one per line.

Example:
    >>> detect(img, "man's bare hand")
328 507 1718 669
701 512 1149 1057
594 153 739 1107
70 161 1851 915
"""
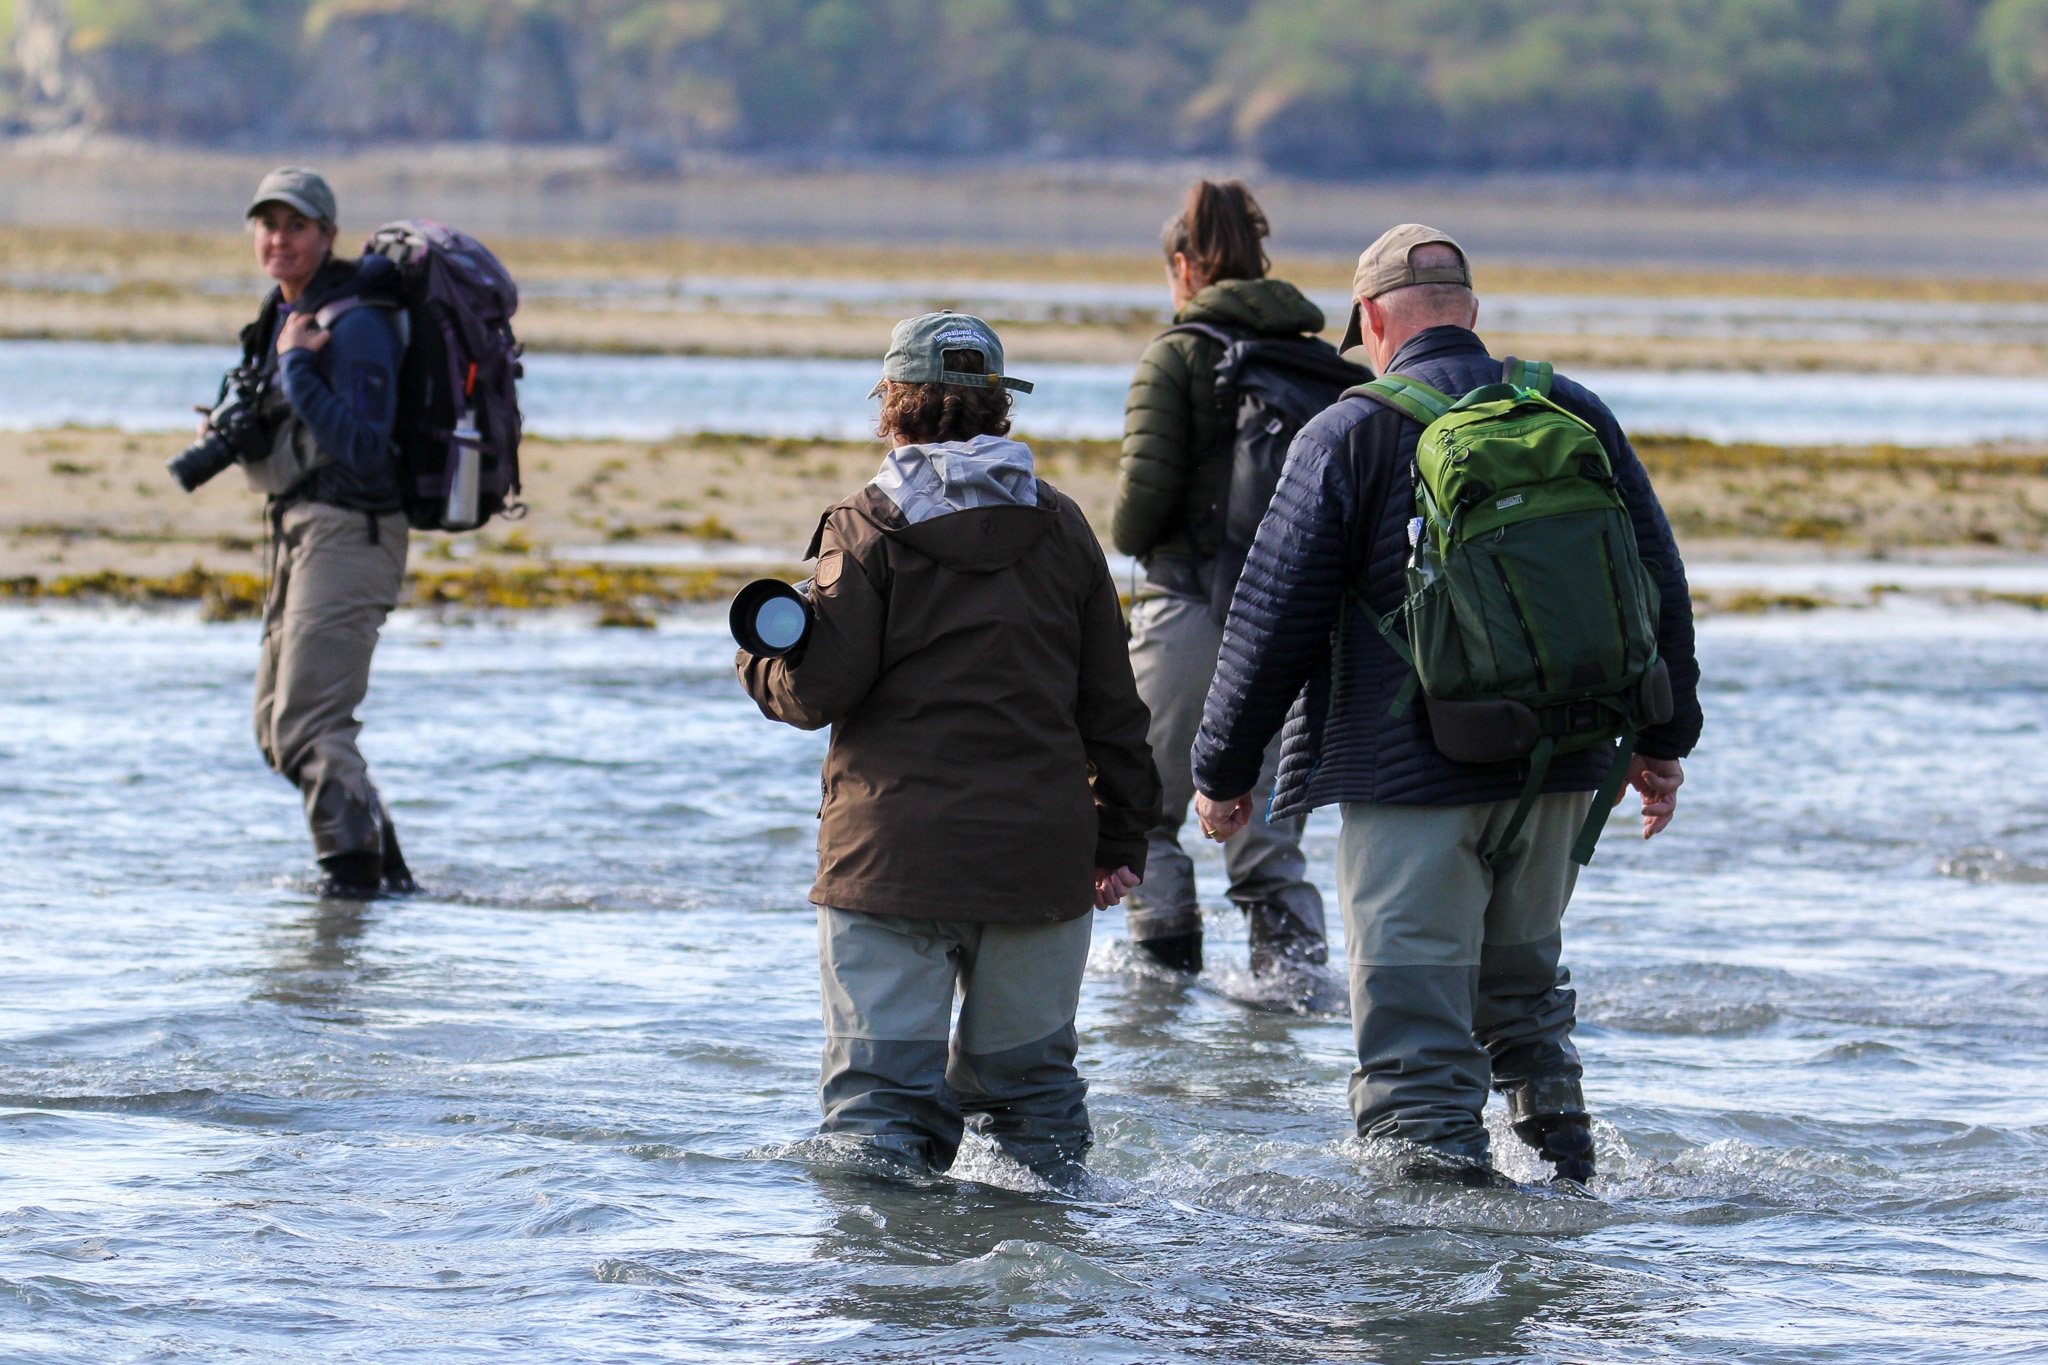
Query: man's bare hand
1617 755 1684 839
1195 792 1253 843
1094 866 1140 910
277 311 329 356
192 403 213 438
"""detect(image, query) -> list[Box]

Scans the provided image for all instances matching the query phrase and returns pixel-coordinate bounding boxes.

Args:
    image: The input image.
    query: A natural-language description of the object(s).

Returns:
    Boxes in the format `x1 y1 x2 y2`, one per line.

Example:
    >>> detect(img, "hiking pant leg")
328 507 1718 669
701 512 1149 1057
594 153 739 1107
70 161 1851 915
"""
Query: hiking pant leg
816 907 966 1172
252 511 292 777
1222 764 1325 952
1123 592 1208 941
1473 793 1594 1088
1339 794 1595 1163
1124 591 1322 947
950 913 1095 1173
1338 800 1492 1160
253 502 408 861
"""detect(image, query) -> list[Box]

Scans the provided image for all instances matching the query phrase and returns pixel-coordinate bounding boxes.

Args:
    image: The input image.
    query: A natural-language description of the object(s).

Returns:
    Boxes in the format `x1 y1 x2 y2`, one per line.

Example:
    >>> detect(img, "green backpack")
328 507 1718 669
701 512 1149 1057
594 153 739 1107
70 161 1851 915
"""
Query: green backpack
1348 358 1672 866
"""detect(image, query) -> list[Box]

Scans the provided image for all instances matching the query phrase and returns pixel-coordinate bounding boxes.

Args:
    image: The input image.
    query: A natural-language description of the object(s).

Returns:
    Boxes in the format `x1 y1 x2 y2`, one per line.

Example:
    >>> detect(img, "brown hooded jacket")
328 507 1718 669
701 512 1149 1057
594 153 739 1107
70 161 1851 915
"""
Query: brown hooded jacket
739 477 1158 924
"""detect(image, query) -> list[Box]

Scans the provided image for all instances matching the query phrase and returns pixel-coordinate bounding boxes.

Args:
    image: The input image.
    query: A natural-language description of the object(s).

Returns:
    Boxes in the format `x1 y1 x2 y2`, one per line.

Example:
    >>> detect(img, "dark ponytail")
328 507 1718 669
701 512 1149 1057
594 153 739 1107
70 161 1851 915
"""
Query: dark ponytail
1161 179 1270 290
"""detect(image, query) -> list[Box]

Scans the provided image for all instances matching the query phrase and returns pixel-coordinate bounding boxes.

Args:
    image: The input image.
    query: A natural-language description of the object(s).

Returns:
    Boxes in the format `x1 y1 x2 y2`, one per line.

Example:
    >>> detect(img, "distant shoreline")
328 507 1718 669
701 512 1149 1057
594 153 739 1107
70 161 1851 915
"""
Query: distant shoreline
4 139 2047 278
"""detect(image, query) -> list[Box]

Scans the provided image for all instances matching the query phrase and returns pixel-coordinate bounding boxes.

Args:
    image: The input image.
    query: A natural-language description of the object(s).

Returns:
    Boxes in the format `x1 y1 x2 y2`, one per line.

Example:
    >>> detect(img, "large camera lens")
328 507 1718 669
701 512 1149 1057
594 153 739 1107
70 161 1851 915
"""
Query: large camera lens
167 432 242 493
731 578 813 658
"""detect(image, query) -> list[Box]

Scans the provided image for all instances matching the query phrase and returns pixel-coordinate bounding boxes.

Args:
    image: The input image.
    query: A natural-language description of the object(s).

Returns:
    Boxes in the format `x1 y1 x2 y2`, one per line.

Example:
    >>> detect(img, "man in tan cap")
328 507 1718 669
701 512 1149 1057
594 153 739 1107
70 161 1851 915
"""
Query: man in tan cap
1185 224 1702 1188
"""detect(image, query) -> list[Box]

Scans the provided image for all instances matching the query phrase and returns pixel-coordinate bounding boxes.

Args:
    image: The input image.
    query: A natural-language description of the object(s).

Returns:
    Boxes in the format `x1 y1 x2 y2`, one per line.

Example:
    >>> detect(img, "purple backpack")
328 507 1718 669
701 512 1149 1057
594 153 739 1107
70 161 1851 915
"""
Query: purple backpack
361 220 524 531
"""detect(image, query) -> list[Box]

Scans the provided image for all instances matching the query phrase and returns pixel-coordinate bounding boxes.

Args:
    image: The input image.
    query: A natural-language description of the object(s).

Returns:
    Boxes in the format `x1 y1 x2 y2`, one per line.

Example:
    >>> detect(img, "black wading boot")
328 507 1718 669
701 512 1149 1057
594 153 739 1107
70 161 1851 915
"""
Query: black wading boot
1245 901 1327 977
317 850 384 901
1133 931 1202 974
1398 1146 1515 1190
380 813 417 895
1503 1075 1597 1186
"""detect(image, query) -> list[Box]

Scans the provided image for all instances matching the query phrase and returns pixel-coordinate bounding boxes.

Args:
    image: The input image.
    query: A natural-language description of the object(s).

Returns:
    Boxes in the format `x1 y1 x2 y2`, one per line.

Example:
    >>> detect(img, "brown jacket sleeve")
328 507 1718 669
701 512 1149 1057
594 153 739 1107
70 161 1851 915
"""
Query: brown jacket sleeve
737 509 886 731
1068 506 1161 875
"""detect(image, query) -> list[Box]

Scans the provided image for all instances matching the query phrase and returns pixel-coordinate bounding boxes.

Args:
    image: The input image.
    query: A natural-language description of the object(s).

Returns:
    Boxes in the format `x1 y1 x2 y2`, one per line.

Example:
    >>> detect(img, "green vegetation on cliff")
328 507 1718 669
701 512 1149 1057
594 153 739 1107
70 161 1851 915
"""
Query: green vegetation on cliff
10 1 2048 172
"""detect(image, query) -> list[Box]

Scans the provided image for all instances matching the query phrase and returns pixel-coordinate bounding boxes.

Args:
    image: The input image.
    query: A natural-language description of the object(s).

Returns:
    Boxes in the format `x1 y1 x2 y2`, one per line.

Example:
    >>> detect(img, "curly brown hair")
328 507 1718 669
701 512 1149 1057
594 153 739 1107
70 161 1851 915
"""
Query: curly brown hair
875 349 1014 445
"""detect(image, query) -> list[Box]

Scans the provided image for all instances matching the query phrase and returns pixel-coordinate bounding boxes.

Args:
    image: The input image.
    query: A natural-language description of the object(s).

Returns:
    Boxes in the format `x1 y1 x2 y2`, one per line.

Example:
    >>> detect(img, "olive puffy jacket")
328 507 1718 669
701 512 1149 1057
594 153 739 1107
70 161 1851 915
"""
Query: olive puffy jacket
1113 277 1327 563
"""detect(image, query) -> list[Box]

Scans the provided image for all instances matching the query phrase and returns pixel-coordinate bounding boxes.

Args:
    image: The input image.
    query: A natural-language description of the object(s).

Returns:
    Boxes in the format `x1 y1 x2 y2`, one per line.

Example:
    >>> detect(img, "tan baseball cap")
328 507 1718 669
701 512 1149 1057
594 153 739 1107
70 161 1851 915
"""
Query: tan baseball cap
1339 224 1472 351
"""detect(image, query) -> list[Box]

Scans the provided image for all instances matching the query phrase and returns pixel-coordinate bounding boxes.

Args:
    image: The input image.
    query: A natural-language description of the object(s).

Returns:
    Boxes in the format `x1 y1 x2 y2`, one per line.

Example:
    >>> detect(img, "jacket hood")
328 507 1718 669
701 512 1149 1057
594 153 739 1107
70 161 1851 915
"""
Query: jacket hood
888 492 1056 573
1177 277 1325 337
871 434 1038 522
845 481 1058 575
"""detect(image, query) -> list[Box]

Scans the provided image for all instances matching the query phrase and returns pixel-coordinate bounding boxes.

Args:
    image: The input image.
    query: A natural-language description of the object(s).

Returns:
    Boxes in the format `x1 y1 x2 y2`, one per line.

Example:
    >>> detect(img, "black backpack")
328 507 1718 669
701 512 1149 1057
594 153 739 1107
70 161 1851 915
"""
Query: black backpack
1167 322 1371 623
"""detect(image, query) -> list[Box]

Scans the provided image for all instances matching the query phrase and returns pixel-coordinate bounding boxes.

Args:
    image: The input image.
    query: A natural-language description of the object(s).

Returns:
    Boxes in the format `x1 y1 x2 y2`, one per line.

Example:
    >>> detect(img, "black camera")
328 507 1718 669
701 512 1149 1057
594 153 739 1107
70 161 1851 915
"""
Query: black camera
168 363 267 492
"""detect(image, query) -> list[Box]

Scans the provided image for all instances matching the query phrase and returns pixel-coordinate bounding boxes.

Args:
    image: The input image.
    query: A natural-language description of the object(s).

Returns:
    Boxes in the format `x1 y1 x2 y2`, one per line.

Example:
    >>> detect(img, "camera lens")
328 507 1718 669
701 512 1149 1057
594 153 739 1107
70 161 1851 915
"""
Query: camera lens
166 433 241 493
731 579 814 658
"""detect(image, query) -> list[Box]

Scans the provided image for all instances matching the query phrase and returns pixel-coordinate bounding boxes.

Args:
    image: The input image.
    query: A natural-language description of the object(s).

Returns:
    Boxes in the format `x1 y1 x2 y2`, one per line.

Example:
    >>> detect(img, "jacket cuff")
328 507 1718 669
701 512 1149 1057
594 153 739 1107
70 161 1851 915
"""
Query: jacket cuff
1094 835 1148 878
1192 766 1259 803
1635 735 1692 762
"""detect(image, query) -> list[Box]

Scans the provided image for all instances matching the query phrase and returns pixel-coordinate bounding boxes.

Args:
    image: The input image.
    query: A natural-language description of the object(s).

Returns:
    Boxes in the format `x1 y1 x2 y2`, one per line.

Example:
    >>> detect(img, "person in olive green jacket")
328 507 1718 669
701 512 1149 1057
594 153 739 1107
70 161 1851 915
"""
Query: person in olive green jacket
1113 180 1329 979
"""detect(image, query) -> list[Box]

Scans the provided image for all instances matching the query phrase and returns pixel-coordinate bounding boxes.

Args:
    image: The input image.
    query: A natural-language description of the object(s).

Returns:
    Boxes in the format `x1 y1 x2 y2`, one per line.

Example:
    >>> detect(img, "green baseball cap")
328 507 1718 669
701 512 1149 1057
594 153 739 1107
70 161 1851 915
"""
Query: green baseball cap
246 166 337 226
868 311 1034 398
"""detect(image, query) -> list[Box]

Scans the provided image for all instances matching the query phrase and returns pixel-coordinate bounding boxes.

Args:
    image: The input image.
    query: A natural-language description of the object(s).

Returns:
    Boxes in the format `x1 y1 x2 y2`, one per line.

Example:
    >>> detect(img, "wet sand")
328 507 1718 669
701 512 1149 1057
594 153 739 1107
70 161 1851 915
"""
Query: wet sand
0 428 1119 583
6 226 2048 373
8 428 2048 619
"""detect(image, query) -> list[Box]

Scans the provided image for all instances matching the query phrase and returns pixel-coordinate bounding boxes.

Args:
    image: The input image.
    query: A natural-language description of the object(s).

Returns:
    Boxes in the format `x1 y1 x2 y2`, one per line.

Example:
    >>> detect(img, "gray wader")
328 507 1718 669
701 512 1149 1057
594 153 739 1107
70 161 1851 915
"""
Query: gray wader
254 500 409 864
1123 587 1325 954
816 906 1093 1176
1338 791 1595 1166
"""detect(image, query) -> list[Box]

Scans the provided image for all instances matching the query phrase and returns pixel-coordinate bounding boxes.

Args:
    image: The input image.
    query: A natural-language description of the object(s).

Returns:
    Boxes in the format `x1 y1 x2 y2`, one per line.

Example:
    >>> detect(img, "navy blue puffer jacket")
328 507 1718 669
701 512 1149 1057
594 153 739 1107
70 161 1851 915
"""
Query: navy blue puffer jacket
1191 325 1702 819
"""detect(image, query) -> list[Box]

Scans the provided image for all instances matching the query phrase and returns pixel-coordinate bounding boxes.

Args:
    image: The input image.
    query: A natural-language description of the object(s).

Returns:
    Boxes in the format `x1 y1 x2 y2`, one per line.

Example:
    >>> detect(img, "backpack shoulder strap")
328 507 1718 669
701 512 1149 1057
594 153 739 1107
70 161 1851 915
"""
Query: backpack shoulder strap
1501 355 1554 395
1348 373 1455 428
1159 321 1238 349
240 292 282 368
311 294 399 330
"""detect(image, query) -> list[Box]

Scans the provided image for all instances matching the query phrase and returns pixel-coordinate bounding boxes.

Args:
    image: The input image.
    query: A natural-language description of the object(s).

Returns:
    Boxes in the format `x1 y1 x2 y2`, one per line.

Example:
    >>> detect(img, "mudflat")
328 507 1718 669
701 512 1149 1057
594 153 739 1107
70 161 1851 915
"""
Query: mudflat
8 428 2047 609
5 226 2047 373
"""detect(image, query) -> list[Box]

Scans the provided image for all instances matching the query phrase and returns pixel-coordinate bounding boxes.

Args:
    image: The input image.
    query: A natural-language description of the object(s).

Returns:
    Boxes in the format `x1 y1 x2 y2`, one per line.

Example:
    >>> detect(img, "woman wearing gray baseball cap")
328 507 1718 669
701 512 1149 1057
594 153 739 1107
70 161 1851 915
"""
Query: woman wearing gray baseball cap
737 312 1158 1186
169 166 417 899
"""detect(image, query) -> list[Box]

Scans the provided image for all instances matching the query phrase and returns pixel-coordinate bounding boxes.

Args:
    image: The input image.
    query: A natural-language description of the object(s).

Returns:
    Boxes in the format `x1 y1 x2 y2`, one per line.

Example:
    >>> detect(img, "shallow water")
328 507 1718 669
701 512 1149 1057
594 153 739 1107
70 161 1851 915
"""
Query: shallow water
1 599 2045 1361
10 338 2048 446
15 267 2048 345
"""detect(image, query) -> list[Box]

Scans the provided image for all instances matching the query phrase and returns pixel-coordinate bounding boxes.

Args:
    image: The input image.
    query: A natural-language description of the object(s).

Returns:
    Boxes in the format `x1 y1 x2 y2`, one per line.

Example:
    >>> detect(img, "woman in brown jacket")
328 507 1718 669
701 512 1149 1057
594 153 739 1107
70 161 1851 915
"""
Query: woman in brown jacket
738 312 1159 1185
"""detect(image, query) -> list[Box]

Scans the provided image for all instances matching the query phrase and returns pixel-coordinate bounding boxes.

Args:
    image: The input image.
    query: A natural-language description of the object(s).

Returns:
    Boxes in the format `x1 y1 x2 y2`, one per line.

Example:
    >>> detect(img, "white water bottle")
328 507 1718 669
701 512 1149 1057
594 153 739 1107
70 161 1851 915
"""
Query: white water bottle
445 409 482 530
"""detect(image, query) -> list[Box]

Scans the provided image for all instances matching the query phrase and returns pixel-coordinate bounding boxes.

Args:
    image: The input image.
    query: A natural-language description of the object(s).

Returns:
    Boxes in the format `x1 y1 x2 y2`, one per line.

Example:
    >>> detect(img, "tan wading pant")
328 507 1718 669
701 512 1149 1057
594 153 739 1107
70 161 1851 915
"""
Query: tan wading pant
1338 792 1597 1163
1122 588 1325 946
253 501 409 862
817 907 1094 1174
